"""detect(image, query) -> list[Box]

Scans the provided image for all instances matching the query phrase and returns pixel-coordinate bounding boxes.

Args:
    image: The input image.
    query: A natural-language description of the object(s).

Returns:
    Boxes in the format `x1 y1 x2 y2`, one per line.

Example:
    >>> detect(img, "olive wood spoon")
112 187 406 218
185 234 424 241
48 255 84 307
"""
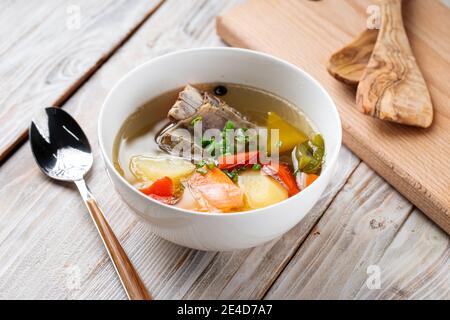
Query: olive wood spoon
356 0 433 128
327 28 378 87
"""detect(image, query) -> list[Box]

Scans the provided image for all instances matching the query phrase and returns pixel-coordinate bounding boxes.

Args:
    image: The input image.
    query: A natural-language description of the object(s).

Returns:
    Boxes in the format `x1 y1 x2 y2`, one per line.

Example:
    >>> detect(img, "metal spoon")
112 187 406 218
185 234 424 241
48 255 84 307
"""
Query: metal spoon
29 107 151 300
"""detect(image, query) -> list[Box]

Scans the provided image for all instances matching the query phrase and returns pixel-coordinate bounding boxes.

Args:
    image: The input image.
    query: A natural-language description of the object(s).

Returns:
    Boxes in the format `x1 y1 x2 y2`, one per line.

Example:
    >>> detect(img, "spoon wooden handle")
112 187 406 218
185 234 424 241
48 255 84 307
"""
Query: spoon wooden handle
75 180 152 300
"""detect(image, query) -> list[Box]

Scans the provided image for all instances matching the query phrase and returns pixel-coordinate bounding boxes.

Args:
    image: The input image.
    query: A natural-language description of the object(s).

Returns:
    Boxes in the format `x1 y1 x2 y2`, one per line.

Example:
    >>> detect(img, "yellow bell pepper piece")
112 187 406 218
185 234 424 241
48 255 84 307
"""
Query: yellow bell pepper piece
267 111 308 154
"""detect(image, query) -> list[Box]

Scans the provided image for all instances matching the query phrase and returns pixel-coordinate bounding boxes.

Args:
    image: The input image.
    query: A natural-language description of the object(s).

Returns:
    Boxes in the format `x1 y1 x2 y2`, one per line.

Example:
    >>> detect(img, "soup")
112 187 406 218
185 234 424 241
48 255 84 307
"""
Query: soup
113 83 324 213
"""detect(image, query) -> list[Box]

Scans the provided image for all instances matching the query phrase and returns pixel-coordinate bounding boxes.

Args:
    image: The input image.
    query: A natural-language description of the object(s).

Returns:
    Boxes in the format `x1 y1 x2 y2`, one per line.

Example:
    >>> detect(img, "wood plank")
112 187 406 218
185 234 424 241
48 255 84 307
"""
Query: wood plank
0 0 361 299
265 163 449 299
0 0 446 300
354 210 449 300
0 0 163 162
0 0 242 300
216 0 450 234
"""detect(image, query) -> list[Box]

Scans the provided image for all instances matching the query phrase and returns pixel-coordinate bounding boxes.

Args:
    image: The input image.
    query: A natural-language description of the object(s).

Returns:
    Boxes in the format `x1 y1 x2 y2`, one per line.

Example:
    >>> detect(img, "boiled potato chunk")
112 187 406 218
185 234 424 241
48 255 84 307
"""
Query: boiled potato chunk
238 170 288 210
130 156 195 182
267 111 308 154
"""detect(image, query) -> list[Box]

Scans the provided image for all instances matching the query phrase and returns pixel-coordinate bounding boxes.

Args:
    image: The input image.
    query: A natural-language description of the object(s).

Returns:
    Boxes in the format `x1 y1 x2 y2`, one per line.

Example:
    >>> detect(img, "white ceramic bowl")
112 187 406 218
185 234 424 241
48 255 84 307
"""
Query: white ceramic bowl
98 48 341 251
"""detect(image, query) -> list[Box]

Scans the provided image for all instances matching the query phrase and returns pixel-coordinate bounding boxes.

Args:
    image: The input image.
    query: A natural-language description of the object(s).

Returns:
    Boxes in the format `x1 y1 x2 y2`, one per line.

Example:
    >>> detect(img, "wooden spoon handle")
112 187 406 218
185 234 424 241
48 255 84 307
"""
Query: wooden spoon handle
75 179 152 300
379 0 404 35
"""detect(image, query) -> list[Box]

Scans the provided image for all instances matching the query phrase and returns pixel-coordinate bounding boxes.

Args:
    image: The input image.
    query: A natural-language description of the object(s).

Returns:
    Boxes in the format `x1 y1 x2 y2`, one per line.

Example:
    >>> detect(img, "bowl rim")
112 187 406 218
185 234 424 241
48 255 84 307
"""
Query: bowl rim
98 47 342 218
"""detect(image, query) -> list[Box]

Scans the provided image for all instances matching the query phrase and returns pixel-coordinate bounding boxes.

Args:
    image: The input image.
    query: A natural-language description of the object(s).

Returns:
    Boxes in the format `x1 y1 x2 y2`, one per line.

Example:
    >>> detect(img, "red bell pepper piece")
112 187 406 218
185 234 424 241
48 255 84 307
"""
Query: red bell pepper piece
139 176 174 197
263 163 300 197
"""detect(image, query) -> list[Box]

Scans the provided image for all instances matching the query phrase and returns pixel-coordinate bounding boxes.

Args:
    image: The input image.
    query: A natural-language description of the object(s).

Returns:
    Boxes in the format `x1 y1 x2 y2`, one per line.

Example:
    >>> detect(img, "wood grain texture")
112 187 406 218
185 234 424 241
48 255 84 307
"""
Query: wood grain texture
216 0 450 234
0 0 163 162
266 163 449 300
356 0 433 128
0 0 448 300
0 0 242 300
0 0 361 300
328 28 378 86
354 210 449 300
84 195 151 300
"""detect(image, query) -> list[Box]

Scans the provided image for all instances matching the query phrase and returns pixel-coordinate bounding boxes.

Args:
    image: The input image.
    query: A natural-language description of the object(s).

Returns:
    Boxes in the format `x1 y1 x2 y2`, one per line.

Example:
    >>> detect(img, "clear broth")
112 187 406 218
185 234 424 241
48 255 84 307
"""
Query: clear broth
113 83 317 189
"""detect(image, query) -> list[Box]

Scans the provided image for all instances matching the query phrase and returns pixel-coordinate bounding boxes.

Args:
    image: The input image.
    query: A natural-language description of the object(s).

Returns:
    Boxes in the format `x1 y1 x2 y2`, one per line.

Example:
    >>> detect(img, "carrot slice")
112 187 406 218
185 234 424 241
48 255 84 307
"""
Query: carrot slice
217 151 259 170
305 173 318 187
139 176 174 197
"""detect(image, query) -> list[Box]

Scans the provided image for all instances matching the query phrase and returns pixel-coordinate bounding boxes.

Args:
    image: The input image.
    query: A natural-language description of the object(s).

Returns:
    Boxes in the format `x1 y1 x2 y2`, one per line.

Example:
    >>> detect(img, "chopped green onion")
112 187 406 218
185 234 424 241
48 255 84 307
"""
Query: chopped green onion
191 116 203 126
196 167 208 175
196 160 206 168
223 170 237 182
207 161 216 170
223 170 233 178
201 137 214 148
222 131 232 155
252 163 261 171
205 142 216 156
224 168 245 182
224 120 234 130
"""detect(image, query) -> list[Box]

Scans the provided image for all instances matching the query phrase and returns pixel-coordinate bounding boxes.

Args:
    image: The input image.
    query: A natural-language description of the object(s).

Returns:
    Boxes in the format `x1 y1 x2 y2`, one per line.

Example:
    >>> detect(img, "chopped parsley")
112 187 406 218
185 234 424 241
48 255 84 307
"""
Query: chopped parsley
252 163 261 171
196 167 208 175
224 120 235 130
191 116 203 126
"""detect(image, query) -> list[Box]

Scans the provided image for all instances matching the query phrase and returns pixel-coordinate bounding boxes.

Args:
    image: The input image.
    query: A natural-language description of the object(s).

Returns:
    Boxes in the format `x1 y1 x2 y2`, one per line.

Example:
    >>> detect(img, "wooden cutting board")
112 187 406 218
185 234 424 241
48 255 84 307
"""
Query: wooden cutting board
217 0 450 234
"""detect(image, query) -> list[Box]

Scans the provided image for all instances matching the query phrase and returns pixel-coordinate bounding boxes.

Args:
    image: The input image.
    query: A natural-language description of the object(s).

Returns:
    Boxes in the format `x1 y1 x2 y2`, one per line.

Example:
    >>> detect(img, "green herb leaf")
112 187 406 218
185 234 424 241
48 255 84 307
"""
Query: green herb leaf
205 142 216 156
196 160 206 168
223 170 237 181
252 163 261 171
224 120 235 130
201 138 213 148
196 167 208 175
207 161 216 170
191 116 203 126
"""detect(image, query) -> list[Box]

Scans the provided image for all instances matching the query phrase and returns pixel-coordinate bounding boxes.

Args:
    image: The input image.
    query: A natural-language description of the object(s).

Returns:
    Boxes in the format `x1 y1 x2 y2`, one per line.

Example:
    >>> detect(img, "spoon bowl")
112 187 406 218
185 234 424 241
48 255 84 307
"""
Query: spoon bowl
30 107 92 181
29 107 151 300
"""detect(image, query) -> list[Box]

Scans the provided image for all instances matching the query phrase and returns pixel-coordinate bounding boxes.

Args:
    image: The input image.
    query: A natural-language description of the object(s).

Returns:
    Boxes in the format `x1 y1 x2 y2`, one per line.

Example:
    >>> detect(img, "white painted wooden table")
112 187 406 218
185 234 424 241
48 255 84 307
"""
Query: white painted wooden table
0 0 448 300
